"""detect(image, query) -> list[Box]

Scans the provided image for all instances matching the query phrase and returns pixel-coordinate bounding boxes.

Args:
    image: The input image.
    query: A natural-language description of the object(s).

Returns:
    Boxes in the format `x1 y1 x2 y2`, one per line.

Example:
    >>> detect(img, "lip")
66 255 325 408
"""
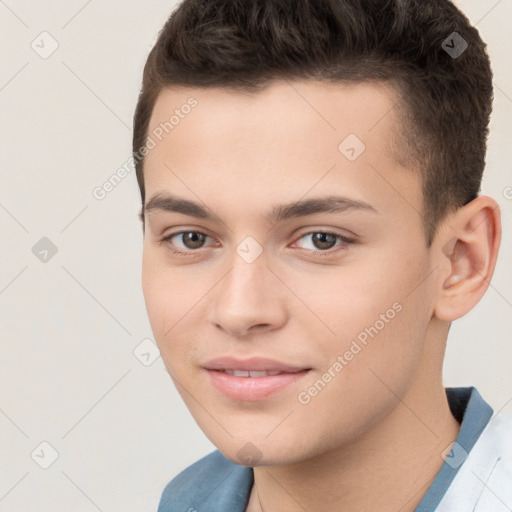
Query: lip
202 356 312 401
203 356 309 373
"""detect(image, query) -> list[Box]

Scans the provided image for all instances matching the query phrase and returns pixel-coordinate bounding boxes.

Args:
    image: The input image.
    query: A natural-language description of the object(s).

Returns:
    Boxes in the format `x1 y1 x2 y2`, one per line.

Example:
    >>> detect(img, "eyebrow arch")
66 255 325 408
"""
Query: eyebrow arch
142 192 377 224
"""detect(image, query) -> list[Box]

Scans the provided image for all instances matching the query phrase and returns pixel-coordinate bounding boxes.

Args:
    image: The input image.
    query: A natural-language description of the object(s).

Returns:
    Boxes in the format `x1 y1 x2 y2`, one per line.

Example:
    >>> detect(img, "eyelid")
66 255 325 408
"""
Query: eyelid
293 227 357 243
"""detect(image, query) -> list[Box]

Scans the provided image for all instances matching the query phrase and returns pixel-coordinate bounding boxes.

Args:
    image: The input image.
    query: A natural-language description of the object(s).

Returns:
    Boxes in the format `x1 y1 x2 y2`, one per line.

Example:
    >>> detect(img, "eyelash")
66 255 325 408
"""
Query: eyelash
160 230 356 258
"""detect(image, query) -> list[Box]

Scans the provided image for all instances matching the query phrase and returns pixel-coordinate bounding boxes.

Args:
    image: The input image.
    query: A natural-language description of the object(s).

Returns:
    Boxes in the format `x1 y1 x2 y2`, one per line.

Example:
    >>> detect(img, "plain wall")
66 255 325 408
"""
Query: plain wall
0 1 510 510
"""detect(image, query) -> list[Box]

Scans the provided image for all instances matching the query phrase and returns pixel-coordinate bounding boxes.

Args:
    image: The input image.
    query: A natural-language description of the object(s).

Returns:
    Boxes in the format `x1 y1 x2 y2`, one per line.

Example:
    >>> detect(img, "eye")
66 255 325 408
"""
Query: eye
161 230 214 255
293 231 355 255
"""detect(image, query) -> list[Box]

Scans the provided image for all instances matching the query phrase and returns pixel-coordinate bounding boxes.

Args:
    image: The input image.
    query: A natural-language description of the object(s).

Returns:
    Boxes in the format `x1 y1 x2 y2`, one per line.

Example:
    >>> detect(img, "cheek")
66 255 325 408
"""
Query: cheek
141 253 165 332
141 250 210 365
141 251 184 346
286 249 432 392
275 258 405 345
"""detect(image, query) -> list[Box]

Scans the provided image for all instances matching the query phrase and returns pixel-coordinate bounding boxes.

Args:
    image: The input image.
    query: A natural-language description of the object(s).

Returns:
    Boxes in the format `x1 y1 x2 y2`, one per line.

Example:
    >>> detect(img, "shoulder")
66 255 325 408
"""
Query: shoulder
157 450 253 512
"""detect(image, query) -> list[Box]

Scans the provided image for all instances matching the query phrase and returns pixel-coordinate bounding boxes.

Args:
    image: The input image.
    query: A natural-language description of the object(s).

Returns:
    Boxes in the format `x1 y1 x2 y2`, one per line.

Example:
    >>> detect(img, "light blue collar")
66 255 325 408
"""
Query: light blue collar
415 386 493 511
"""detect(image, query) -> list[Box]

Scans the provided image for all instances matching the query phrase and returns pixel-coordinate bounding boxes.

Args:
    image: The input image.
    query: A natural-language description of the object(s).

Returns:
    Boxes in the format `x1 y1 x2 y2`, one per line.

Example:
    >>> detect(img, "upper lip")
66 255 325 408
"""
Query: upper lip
203 356 310 373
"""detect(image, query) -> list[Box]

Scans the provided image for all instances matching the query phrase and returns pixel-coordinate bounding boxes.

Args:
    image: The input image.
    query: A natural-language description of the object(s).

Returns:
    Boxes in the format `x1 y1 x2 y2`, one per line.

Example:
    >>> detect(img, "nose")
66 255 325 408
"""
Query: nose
208 249 288 338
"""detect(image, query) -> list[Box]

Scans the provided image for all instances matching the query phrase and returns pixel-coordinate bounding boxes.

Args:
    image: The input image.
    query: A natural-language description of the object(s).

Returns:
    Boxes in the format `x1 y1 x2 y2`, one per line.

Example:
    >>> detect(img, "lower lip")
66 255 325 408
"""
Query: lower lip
204 369 311 401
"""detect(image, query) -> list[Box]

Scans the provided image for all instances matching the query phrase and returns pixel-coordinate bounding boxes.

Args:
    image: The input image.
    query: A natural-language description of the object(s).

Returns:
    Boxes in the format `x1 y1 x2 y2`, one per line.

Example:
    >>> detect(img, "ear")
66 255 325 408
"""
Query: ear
433 195 501 322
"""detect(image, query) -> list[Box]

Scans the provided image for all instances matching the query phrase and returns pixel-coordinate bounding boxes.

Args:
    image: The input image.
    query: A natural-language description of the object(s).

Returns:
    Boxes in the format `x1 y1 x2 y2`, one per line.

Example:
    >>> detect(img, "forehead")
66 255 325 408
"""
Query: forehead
147 79 401 149
143 80 420 221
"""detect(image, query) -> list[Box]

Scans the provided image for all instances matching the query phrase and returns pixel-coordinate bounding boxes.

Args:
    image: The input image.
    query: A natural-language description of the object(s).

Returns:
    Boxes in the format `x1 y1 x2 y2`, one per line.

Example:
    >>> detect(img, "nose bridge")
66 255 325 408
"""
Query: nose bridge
209 240 285 335
221 244 270 306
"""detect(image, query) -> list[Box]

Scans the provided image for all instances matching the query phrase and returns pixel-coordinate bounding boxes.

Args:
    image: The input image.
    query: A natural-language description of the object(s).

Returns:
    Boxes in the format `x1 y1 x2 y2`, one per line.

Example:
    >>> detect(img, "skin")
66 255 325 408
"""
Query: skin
140 80 501 512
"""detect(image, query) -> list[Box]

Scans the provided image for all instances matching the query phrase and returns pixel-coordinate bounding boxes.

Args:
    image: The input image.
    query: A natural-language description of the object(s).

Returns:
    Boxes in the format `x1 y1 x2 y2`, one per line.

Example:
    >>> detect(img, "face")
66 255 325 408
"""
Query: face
141 80 439 466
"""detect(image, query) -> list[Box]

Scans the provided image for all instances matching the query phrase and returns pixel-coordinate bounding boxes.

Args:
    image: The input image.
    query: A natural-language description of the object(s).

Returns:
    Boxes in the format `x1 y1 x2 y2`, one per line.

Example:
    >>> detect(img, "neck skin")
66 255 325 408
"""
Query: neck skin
246 321 461 512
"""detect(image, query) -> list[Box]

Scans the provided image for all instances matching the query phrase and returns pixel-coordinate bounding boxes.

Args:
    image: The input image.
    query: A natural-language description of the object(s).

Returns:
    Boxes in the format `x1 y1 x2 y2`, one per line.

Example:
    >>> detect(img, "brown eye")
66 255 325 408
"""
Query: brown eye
295 231 352 252
310 233 338 250
179 231 207 249
162 231 212 252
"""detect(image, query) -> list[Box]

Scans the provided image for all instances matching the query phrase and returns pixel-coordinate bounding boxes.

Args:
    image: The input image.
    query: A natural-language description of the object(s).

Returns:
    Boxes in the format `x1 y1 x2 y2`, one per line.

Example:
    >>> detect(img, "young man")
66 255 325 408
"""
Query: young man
133 0 511 510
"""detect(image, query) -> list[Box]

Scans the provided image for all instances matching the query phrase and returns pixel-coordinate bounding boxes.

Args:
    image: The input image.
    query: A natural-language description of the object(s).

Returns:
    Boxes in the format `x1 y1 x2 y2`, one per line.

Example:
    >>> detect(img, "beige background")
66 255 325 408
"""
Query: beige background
0 1 510 510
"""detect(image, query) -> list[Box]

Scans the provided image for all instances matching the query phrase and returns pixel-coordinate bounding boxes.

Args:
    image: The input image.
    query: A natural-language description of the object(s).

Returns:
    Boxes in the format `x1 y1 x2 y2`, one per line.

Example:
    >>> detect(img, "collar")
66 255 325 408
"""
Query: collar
414 386 493 511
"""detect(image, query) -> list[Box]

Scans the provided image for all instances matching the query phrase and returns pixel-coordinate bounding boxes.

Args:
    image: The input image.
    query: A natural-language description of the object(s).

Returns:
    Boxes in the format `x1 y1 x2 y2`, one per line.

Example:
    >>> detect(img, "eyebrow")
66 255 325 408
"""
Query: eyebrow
142 192 377 224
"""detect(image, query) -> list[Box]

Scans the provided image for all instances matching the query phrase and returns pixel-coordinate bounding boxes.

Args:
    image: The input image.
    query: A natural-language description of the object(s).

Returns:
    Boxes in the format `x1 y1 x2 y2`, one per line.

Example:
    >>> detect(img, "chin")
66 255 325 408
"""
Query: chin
211 436 311 468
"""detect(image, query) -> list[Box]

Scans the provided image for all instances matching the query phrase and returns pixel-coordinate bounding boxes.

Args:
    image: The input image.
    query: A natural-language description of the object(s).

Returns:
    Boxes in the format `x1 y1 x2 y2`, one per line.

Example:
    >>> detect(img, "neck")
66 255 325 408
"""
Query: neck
247 338 461 512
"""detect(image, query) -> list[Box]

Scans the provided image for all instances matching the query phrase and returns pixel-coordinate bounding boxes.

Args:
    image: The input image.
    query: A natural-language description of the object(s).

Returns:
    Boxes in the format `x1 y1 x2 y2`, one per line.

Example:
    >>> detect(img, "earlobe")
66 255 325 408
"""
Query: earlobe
434 196 501 321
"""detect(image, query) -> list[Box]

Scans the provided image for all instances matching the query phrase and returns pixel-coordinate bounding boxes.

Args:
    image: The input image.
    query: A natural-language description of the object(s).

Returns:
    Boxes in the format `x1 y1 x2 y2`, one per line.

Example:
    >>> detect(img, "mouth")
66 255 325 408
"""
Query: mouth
216 369 300 377
203 356 310 373
202 356 312 401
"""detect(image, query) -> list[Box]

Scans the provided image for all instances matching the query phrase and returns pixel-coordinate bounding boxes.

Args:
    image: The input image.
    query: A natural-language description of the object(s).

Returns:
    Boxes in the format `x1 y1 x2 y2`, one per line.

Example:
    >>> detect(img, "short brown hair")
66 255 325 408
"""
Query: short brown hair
133 0 493 245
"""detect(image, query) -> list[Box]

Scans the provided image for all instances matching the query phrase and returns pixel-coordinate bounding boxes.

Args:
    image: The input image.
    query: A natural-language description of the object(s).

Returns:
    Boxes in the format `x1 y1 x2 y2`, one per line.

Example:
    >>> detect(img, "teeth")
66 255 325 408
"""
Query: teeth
223 369 283 377
231 370 249 377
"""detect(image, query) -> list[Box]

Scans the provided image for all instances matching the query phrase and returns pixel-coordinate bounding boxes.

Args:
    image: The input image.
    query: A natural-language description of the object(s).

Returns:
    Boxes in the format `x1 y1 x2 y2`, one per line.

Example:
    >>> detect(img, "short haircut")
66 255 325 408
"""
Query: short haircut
133 0 493 245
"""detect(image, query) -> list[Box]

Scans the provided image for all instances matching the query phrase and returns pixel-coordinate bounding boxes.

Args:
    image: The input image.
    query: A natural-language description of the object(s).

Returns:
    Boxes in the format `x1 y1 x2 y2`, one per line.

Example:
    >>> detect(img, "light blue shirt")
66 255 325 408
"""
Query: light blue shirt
157 387 494 511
